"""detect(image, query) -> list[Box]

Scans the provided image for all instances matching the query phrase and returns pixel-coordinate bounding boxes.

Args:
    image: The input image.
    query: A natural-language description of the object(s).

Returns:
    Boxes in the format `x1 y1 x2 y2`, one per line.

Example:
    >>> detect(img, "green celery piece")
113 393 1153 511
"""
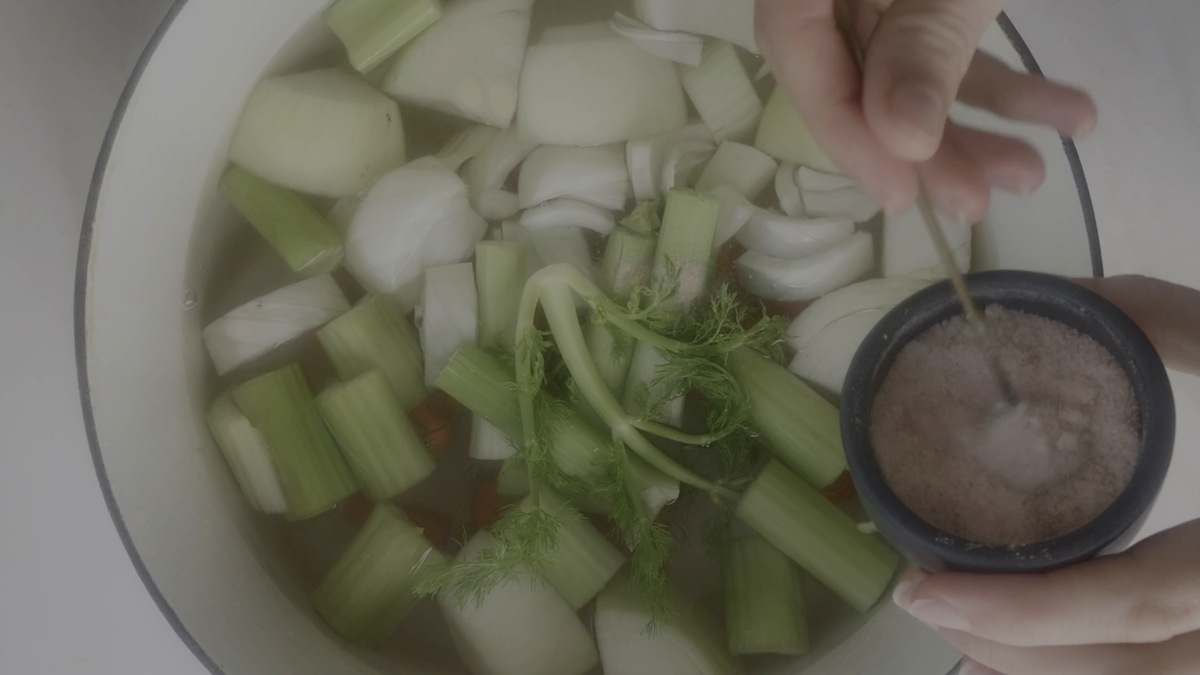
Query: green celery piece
311 504 447 646
653 188 720 311
325 0 443 74
317 369 436 500
526 490 625 609
599 226 656 303
316 295 426 411
727 347 846 489
231 364 359 520
722 535 809 655
475 241 526 351
620 200 661 237
219 165 344 275
736 460 899 613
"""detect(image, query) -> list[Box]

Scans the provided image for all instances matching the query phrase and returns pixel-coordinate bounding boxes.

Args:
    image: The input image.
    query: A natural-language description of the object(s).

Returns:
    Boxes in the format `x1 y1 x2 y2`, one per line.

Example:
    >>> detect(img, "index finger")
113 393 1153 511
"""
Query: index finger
755 0 917 214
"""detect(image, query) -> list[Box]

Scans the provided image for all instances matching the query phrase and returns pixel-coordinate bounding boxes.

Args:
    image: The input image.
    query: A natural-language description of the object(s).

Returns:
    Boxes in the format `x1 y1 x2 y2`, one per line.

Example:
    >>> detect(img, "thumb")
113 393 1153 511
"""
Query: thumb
862 0 1009 161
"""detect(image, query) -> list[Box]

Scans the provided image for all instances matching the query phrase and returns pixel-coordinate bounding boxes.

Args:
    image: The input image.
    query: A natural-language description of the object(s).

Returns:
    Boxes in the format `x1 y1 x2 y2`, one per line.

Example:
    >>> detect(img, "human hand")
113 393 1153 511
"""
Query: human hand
754 0 1098 224
892 520 1200 674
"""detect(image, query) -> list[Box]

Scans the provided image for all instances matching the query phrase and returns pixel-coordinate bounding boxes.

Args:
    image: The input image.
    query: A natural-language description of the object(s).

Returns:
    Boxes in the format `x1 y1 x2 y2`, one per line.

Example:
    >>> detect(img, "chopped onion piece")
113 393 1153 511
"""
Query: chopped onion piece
800 187 880 222
609 12 704 67
787 279 929 396
518 23 688 146
627 124 712 202
633 0 757 54
796 166 857 192
659 140 716 193
710 184 756 247
437 125 501 172
694 141 777 200
754 85 839 174
229 69 405 198
775 162 804 217
206 395 289 514
380 0 534 128
325 196 363 233
520 199 616 236
420 263 479 389
880 206 972 280
477 189 520 221
440 531 599 675
345 157 487 309
203 275 350 376
736 209 854 259
737 232 875 302
518 145 629 210
681 41 763 142
464 126 538 211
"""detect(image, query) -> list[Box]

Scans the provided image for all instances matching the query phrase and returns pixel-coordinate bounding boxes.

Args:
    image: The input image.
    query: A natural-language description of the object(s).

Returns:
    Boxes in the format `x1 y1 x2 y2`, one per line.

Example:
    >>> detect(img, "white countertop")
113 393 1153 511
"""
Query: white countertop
1 0 1197 673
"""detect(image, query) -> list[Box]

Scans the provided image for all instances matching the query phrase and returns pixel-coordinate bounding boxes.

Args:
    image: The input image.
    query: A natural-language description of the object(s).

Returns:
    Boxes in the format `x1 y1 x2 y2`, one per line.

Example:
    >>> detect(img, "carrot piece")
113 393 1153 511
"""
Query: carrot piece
408 390 467 459
471 478 515 529
820 470 858 503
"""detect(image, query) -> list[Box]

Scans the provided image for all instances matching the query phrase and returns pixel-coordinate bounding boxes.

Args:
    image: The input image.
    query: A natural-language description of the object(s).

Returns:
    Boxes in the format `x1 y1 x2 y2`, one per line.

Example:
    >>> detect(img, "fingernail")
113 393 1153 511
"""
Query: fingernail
907 598 972 632
892 570 929 609
890 82 945 143
1073 115 1097 141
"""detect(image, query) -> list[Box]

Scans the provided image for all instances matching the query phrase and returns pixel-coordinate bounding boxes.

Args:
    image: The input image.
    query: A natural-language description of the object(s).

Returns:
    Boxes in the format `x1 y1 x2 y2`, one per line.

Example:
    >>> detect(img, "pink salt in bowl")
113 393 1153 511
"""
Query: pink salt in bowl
841 270 1175 574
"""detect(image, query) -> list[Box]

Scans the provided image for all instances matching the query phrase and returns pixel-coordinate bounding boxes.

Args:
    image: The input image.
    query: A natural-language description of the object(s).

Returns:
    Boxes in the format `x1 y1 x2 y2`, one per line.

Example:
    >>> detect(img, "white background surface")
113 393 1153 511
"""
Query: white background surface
1 0 1197 673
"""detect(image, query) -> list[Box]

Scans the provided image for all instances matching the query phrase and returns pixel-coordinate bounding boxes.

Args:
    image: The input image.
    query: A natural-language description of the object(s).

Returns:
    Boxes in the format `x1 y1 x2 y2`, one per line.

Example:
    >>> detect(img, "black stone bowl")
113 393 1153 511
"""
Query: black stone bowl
841 271 1175 573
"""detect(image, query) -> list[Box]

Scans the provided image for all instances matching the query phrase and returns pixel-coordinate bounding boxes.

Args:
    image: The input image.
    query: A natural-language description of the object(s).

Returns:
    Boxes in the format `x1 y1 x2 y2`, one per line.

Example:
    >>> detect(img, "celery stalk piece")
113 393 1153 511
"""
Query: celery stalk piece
380 0 532 128
727 347 846 489
695 141 778 200
653 189 720 310
440 530 600 675
595 574 742 675
202 274 351 376
681 41 763 143
722 535 809 655
206 395 288 514
218 166 345 275
421 263 479 389
324 0 443 73
475 241 526 351
736 460 899 613
231 364 359 520
317 369 436 500
599 227 656 302
498 219 546 281
527 490 626 609
619 201 662 237
316 295 426 411
311 504 447 646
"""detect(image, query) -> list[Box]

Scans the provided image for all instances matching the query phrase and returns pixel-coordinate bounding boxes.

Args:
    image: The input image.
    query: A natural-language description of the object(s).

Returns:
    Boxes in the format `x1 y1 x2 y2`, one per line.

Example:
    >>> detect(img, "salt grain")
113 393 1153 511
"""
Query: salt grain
870 306 1140 545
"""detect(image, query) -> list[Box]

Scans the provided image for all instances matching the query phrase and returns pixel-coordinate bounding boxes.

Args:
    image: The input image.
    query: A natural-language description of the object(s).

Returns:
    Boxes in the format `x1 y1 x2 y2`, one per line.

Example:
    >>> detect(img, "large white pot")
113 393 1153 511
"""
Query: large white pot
76 2 1099 673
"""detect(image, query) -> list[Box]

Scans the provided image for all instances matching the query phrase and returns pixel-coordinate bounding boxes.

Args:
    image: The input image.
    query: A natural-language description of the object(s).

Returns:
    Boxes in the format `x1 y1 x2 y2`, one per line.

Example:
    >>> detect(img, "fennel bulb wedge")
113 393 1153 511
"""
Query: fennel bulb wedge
381 0 534 128
881 205 973 280
595 575 742 675
439 531 599 675
518 23 687 146
754 85 839 174
344 157 487 309
228 69 405 198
